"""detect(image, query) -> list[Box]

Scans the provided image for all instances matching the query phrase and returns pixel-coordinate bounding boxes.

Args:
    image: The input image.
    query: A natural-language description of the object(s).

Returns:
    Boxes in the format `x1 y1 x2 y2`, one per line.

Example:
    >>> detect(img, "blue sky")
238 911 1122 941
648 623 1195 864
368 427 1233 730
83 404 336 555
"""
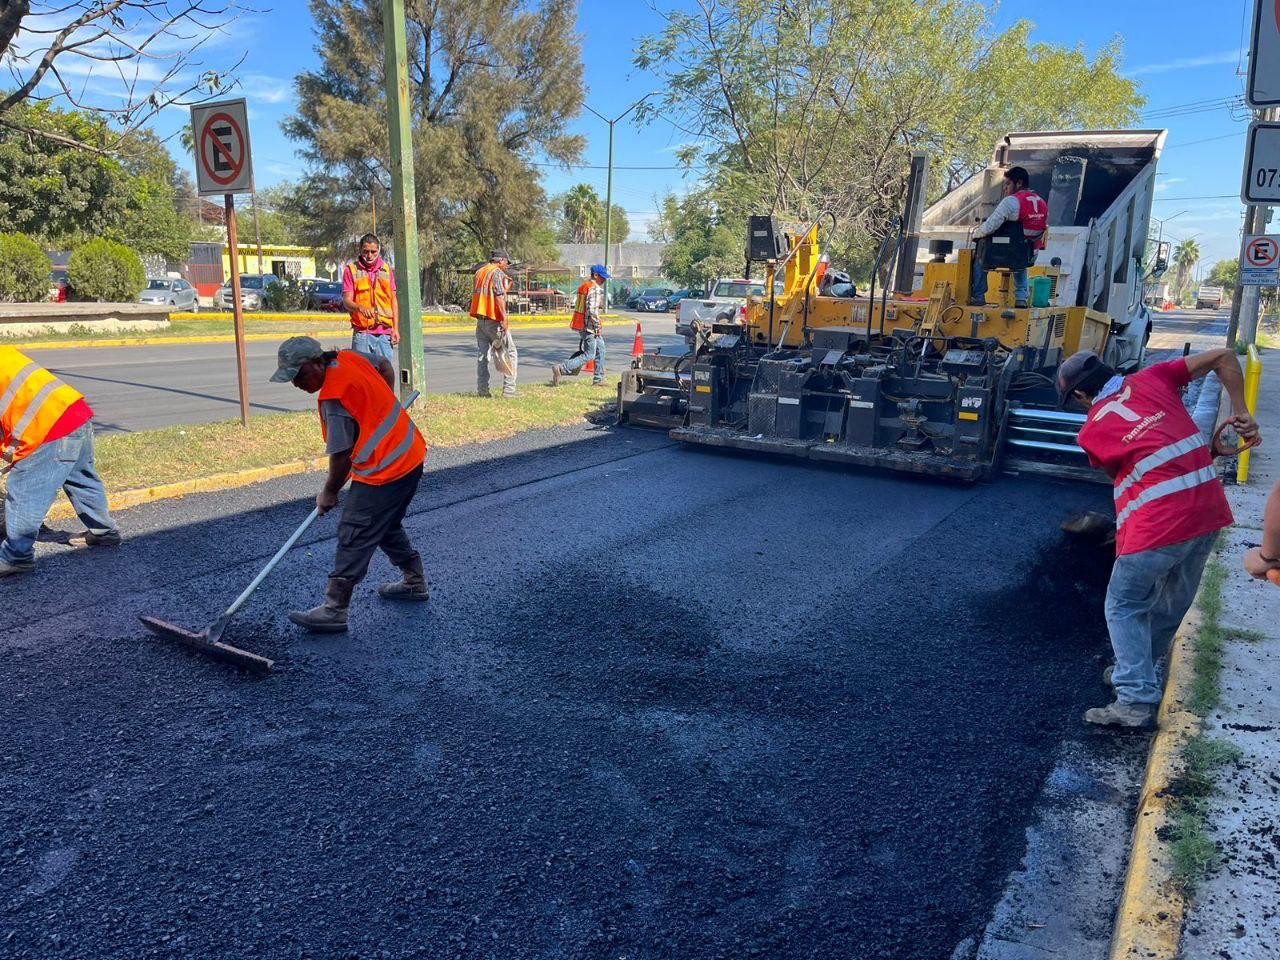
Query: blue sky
131 0 1256 273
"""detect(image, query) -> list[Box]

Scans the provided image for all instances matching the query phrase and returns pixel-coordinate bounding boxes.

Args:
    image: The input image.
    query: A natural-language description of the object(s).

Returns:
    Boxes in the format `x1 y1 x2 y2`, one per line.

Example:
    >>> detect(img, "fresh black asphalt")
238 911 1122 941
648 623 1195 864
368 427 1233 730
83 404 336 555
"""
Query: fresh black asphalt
2 416 1120 959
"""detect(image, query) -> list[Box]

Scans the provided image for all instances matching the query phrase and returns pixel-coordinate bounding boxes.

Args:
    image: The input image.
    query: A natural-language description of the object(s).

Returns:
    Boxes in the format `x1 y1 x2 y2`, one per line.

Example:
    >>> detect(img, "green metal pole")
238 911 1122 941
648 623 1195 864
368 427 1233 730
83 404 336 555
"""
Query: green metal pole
381 0 424 398
603 119 615 304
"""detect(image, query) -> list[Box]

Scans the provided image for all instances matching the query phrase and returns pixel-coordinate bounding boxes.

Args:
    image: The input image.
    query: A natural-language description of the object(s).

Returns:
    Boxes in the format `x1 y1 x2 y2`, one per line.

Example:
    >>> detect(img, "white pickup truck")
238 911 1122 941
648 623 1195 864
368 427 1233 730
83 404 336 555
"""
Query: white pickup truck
676 277 781 340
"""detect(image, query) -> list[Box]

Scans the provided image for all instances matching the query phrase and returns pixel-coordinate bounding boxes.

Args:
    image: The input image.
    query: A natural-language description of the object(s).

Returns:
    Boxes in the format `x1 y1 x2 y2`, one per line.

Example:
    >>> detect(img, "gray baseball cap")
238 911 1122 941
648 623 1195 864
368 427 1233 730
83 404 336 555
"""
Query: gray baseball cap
490 248 511 262
269 335 323 382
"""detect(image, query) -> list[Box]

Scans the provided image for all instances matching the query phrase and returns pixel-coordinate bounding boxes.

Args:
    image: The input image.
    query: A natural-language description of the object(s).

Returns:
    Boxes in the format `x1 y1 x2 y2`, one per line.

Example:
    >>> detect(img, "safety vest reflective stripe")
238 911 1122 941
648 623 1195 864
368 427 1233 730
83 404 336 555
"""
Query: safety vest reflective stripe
355 404 403 465
354 424 417 478
1116 464 1218 529
1114 433 1207 501
0 361 38 420
3 377 61 457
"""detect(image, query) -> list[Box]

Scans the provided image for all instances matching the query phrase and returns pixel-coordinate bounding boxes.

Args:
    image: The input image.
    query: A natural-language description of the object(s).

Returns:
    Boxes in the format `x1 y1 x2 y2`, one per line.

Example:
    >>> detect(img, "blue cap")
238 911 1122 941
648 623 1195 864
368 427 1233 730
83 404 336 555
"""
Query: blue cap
591 264 610 279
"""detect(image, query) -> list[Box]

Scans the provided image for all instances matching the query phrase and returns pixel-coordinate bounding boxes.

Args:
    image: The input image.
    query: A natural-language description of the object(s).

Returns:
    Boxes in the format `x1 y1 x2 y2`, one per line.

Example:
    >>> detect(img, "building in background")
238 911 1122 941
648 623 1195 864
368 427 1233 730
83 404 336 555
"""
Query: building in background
556 243 667 283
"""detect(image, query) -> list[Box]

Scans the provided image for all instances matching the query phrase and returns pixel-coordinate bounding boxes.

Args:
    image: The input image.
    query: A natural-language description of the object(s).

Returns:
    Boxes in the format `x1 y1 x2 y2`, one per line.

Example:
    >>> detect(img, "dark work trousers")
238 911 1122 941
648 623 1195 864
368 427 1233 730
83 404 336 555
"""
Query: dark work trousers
330 464 423 582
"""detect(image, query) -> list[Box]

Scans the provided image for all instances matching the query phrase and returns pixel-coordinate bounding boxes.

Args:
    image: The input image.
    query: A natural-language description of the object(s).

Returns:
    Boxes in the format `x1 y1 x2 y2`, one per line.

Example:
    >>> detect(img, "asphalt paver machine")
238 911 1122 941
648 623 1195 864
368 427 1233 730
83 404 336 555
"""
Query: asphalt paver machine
619 129 1168 482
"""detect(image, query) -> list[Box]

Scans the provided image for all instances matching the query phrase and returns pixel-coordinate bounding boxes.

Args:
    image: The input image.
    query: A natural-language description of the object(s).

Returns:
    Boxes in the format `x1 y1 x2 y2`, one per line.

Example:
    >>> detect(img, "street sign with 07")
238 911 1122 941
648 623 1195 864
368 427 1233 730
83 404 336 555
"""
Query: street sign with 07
1243 121 1280 203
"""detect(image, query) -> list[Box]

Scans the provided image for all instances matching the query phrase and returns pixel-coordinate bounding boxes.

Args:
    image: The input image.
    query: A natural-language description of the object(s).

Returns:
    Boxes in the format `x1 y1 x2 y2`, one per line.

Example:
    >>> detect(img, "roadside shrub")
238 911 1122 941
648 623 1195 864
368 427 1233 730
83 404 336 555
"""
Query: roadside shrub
260 276 304 312
0 233 52 302
67 239 146 302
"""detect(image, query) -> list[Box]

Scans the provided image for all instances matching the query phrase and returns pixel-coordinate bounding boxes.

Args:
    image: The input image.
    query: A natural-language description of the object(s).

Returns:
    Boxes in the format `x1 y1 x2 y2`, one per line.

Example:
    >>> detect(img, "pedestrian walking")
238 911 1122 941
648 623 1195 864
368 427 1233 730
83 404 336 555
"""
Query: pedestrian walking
1060 348 1260 728
550 264 609 387
270 337 429 632
1 347 119 576
341 234 400 364
471 249 517 397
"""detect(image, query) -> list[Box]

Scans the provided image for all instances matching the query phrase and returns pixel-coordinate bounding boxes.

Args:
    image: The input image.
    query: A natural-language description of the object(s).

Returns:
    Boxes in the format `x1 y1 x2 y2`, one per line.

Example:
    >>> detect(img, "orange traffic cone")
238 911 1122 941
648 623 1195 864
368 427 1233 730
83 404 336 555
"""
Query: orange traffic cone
631 321 645 357
583 358 596 374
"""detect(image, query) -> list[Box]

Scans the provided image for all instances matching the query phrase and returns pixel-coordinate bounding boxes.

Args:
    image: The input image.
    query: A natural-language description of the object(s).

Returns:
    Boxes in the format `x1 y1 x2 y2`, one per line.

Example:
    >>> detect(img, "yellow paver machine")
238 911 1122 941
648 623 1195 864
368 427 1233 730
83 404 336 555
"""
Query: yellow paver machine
619 130 1169 482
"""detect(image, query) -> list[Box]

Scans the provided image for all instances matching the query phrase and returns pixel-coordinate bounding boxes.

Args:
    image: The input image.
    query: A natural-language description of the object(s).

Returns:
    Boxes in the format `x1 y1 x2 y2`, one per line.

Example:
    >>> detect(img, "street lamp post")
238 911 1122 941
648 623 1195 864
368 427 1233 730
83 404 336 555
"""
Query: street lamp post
1151 209 1188 248
584 92 658 301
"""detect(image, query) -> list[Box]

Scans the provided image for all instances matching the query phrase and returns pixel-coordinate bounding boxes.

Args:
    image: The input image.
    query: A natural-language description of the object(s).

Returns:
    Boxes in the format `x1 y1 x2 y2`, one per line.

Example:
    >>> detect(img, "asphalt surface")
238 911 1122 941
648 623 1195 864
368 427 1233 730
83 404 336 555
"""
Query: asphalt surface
2 416 1120 959
25 313 682 434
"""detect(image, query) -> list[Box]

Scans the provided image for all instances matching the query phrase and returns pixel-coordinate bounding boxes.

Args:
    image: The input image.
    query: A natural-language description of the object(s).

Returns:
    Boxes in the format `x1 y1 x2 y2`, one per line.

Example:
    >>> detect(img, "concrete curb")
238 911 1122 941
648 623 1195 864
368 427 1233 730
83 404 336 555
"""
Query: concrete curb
45 456 328 521
1107 601 1204 960
19 318 635 351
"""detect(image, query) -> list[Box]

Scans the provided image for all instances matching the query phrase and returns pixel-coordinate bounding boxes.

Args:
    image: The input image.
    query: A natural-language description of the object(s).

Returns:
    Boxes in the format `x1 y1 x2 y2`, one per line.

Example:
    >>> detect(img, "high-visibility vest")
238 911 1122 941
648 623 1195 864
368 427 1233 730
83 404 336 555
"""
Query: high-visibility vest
318 351 426 485
1077 359 1232 556
470 262 509 323
0 347 86 466
347 261 395 331
570 280 593 331
1014 190 1048 250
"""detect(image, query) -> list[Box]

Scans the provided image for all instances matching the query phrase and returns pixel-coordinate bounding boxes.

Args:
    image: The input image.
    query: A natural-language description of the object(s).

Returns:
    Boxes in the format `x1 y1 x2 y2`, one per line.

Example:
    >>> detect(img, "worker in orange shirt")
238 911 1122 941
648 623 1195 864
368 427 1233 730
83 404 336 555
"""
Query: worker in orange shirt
471 248 517 397
270 336 428 632
1 347 120 575
341 233 400 363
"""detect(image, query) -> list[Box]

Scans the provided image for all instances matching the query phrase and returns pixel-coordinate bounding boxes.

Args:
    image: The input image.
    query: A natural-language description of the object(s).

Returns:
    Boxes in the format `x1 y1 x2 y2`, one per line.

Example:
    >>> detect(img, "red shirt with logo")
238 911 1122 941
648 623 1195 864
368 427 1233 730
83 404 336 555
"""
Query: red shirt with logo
1015 190 1047 249
1076 359 1232 556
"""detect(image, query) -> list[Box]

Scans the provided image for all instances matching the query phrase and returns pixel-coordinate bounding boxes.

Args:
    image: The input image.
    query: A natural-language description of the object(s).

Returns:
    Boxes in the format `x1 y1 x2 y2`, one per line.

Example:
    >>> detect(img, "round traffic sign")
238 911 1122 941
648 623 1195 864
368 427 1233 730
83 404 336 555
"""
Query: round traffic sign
1246 235 1280 268
199 111 247 187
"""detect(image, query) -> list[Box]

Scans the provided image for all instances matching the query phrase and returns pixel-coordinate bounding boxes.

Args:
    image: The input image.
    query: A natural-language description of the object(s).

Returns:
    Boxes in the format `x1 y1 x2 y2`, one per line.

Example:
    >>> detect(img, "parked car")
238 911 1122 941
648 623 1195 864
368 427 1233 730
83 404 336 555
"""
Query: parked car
303 279 345 311
49 269 69 303
627 287 676 312
676 278 782 340
139 277 198 311
213 273 281 311
667 289 700 308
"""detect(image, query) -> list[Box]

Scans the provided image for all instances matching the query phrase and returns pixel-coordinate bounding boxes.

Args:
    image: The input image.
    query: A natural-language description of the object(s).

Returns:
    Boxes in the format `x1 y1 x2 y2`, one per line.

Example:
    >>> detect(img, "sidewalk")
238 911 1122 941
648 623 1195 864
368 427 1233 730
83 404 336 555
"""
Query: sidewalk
1180 344 1280 959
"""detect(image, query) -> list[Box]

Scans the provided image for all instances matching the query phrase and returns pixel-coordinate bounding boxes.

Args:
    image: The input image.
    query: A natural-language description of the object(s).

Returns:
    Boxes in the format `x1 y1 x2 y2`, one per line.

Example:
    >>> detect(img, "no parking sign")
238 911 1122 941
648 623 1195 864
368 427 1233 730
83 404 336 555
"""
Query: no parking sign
1241 234 1280 285
190 98 254 197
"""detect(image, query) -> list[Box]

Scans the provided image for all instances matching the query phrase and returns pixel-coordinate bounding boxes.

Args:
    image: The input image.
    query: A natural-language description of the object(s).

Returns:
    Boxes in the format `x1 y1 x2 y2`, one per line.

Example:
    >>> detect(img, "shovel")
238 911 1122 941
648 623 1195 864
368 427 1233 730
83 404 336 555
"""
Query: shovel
141 388 421 673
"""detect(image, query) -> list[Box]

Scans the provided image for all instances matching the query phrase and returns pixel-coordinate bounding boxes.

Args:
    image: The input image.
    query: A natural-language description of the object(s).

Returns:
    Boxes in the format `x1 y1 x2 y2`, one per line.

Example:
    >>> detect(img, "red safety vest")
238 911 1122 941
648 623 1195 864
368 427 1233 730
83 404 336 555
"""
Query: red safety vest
570 280 593 331
1014 190 1048 250
318 351 426 485
1077 360 1232 556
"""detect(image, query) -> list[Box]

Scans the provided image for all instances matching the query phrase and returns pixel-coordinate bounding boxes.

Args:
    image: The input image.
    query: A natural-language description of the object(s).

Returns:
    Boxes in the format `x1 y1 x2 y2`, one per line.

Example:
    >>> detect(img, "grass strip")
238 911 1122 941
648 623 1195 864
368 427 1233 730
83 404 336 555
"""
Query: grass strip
3 377 618 497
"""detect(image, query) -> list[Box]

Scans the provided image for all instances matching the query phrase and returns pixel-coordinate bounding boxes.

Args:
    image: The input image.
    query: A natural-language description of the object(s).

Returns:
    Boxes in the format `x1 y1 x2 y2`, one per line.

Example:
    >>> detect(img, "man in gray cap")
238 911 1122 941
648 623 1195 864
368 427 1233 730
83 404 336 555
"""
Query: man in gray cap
470 248 517 397
1061 347 1259 728
270 336 429 633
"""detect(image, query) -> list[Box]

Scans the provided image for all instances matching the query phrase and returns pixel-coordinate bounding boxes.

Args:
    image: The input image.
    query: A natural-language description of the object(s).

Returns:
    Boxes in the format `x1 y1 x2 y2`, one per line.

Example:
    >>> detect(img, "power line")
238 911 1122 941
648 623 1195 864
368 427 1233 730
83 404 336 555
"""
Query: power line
1163 131 1247 149
532 161 707 171
1152 193 1240 201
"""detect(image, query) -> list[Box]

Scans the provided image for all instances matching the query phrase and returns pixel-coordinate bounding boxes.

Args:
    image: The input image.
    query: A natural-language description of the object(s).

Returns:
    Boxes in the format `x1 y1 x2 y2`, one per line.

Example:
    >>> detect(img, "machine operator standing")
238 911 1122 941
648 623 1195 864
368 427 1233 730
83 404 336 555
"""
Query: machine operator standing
1059 348 1259 728
550 264 609 386
969 165 1046 309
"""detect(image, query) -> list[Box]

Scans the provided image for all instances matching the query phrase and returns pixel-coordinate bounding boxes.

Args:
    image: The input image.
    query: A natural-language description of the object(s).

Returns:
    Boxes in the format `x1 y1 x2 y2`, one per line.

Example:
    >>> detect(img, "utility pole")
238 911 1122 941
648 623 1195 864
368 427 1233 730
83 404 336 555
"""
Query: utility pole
381 0 425 397
250 190 265 276
585 92 657 304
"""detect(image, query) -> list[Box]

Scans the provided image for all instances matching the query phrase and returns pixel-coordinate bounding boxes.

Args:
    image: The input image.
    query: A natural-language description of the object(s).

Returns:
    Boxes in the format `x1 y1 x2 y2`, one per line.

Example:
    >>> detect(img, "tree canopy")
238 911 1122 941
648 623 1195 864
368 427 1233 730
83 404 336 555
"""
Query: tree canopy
635 0 1144 272
554 183 629 244
284 0 585 299
1205 258 1238 290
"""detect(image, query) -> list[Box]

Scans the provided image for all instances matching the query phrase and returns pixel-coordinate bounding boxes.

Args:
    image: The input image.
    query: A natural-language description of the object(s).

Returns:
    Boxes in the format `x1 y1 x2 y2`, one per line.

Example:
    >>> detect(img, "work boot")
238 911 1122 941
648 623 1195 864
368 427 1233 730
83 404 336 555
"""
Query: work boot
378 556 430 602
550 365 562 386
0 557 35 577
68 529 122 547
1015 299 1029 309
967 298 986 307
288 576 355 633
1083 701 1155 729
477 388 492 398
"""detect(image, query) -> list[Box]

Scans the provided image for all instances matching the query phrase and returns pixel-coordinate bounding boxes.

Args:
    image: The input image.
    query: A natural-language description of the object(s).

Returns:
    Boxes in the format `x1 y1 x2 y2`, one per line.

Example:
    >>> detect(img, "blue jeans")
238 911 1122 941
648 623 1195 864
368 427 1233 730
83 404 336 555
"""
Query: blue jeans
352 330 394 363
971 260 1028 305
558 334 606 383
1105 532 1217 704
1 423 116 564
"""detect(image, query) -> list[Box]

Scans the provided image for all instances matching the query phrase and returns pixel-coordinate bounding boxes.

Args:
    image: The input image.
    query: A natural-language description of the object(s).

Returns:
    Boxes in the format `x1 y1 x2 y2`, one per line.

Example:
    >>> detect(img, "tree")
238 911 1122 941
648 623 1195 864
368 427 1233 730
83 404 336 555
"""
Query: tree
0 0 245 151
635 0 1143 272
0 101 193 260
1172 238 1201 297
657 190 747 289
284 0 585 301
1205 258 1238 290
553 183 629 244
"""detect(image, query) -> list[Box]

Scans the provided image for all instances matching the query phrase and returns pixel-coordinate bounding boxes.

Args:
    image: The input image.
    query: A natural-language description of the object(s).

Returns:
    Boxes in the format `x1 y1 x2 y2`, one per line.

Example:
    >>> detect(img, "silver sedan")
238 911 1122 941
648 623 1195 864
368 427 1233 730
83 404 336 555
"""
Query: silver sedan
139 277 199 311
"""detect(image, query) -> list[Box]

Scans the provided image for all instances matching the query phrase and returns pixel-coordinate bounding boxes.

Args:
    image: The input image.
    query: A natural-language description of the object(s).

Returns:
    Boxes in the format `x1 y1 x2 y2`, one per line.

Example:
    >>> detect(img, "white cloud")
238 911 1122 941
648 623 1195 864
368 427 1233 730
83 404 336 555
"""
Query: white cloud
241 76 295 105
1154 177 1186 194
1127 50 1242 77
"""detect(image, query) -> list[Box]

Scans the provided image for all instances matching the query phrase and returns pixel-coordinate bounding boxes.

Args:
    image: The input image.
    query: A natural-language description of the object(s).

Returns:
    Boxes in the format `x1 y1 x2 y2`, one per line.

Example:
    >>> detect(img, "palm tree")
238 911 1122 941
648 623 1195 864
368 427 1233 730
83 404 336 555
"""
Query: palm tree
560 184 603 244
1172 238 1200 299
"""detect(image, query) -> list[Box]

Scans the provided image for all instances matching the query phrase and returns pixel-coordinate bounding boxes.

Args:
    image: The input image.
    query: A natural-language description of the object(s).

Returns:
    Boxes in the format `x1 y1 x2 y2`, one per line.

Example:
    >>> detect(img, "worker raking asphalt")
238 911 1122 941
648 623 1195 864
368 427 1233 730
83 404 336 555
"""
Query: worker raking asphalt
2 423 1121 959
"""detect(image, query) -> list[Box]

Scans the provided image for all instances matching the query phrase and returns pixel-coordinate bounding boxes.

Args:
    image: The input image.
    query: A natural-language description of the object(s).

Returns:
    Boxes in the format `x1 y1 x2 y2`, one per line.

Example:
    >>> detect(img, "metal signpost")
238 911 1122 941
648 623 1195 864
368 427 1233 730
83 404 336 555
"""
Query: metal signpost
191 97 255 427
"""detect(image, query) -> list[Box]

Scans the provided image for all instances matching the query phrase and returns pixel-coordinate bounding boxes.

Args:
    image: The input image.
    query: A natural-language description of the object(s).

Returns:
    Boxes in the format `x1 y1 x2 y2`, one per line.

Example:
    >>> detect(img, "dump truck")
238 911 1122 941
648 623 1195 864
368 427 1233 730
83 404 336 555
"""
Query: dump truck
1195 285 1224 310
618 129 1168 483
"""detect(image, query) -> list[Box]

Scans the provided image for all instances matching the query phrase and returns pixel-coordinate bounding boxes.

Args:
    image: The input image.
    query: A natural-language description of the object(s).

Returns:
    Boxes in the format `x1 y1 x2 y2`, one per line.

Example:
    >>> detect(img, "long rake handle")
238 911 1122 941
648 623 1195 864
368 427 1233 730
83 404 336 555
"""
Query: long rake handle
221 506 322 622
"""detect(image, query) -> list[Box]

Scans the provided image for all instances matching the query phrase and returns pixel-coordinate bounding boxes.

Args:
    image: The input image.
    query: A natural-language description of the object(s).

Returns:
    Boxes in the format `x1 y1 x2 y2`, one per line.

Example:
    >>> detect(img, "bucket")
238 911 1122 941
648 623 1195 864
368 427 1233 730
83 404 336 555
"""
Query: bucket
1030 275 1053 308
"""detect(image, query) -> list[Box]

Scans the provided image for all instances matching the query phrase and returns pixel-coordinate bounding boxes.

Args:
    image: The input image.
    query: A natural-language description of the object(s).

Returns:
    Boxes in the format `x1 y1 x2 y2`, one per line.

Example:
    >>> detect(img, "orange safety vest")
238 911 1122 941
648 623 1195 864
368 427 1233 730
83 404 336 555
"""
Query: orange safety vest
470 262 510 324
570 280 593 332
347 261 395 331
0 347 86 466
318 351 426 485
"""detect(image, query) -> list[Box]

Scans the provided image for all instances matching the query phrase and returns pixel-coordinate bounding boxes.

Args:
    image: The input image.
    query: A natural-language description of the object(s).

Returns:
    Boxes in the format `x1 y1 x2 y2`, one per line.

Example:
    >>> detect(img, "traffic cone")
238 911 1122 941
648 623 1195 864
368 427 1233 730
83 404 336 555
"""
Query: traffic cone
584 358 595 374
631 321 645 357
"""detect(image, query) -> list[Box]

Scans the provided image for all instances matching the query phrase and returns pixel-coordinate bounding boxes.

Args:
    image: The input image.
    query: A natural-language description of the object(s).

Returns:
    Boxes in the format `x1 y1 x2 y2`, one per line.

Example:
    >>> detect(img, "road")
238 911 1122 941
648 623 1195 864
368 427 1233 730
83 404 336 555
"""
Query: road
1147 306 1229 354
25 313 683 434
2 417 1123 960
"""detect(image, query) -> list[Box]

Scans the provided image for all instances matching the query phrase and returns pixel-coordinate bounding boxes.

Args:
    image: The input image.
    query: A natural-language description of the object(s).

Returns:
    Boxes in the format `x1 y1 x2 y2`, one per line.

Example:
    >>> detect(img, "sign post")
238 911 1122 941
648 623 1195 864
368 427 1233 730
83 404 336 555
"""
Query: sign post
191 98 255 427
1248 0 1280 107
1241 234 1280 285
